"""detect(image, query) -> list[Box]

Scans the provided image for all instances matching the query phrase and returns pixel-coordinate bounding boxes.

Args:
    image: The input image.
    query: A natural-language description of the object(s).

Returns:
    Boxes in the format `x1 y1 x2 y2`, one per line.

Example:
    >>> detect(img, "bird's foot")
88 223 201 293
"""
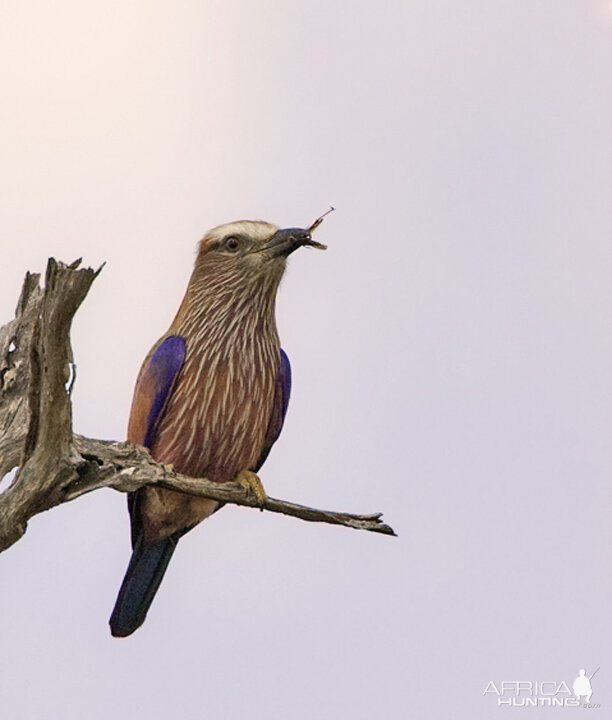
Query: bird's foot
161 463 175 474
236 470 268 507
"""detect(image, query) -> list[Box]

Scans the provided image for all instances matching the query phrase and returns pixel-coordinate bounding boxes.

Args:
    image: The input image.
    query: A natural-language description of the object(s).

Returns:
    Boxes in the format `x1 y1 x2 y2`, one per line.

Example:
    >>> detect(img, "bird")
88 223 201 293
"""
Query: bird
109 217 328 637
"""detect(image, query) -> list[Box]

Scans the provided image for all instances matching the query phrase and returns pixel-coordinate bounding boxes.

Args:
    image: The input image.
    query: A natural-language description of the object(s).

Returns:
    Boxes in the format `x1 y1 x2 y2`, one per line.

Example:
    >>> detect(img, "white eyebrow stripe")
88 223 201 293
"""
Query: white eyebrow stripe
205 220 279 245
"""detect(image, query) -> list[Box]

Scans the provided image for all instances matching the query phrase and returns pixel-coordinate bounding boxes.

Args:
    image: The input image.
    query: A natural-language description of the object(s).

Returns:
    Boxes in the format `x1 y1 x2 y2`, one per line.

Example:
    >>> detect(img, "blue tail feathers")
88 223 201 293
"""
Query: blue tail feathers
109 534 179 637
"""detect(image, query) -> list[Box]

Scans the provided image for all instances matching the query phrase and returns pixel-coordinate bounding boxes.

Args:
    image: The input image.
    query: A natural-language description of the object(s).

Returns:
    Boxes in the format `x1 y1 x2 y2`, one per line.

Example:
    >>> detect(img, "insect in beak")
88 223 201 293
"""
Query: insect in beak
303 206 335 250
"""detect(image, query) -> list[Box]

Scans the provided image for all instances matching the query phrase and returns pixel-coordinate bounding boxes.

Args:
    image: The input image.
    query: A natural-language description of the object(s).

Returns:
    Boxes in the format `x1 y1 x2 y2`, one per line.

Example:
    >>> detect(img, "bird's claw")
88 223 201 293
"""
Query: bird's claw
161 463 175 474
236 470 268 508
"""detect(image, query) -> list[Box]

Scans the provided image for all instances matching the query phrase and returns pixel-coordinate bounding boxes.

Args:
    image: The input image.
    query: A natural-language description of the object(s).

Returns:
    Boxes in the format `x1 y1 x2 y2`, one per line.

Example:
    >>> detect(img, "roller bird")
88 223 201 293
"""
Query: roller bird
110 216 328 637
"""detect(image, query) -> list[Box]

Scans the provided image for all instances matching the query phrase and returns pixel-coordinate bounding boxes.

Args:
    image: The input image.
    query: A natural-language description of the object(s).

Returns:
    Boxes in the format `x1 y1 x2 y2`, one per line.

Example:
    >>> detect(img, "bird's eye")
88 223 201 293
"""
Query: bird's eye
224 235 241 252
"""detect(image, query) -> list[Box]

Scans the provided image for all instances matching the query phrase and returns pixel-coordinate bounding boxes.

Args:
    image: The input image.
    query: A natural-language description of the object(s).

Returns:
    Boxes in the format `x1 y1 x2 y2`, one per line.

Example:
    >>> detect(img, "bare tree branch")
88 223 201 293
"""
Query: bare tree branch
0 259 396 553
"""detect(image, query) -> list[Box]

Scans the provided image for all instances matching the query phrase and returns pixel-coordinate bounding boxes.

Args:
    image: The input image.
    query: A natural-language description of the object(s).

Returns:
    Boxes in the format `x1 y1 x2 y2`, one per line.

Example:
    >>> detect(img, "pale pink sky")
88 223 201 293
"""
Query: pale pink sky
1 2 612 718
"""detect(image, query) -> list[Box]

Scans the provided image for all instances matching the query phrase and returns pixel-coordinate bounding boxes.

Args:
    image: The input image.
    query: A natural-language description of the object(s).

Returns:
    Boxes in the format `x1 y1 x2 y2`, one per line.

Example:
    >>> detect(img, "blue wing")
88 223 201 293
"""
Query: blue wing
255 348 292 471
127 335 186 547
127 335 186 450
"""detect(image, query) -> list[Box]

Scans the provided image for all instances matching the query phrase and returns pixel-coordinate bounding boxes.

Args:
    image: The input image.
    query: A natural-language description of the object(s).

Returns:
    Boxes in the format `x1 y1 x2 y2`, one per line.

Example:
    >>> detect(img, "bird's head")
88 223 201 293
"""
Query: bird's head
193 219 327 293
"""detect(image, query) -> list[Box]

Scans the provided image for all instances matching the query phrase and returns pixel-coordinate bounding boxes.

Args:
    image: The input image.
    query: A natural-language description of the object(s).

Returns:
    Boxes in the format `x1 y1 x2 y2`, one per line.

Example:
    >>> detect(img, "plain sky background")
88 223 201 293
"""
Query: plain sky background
1 1 612 718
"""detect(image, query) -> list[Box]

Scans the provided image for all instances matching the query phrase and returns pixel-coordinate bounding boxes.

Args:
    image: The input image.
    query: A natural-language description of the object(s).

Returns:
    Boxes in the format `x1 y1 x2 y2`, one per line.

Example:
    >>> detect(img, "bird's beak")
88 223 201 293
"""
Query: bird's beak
262 228 327 257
